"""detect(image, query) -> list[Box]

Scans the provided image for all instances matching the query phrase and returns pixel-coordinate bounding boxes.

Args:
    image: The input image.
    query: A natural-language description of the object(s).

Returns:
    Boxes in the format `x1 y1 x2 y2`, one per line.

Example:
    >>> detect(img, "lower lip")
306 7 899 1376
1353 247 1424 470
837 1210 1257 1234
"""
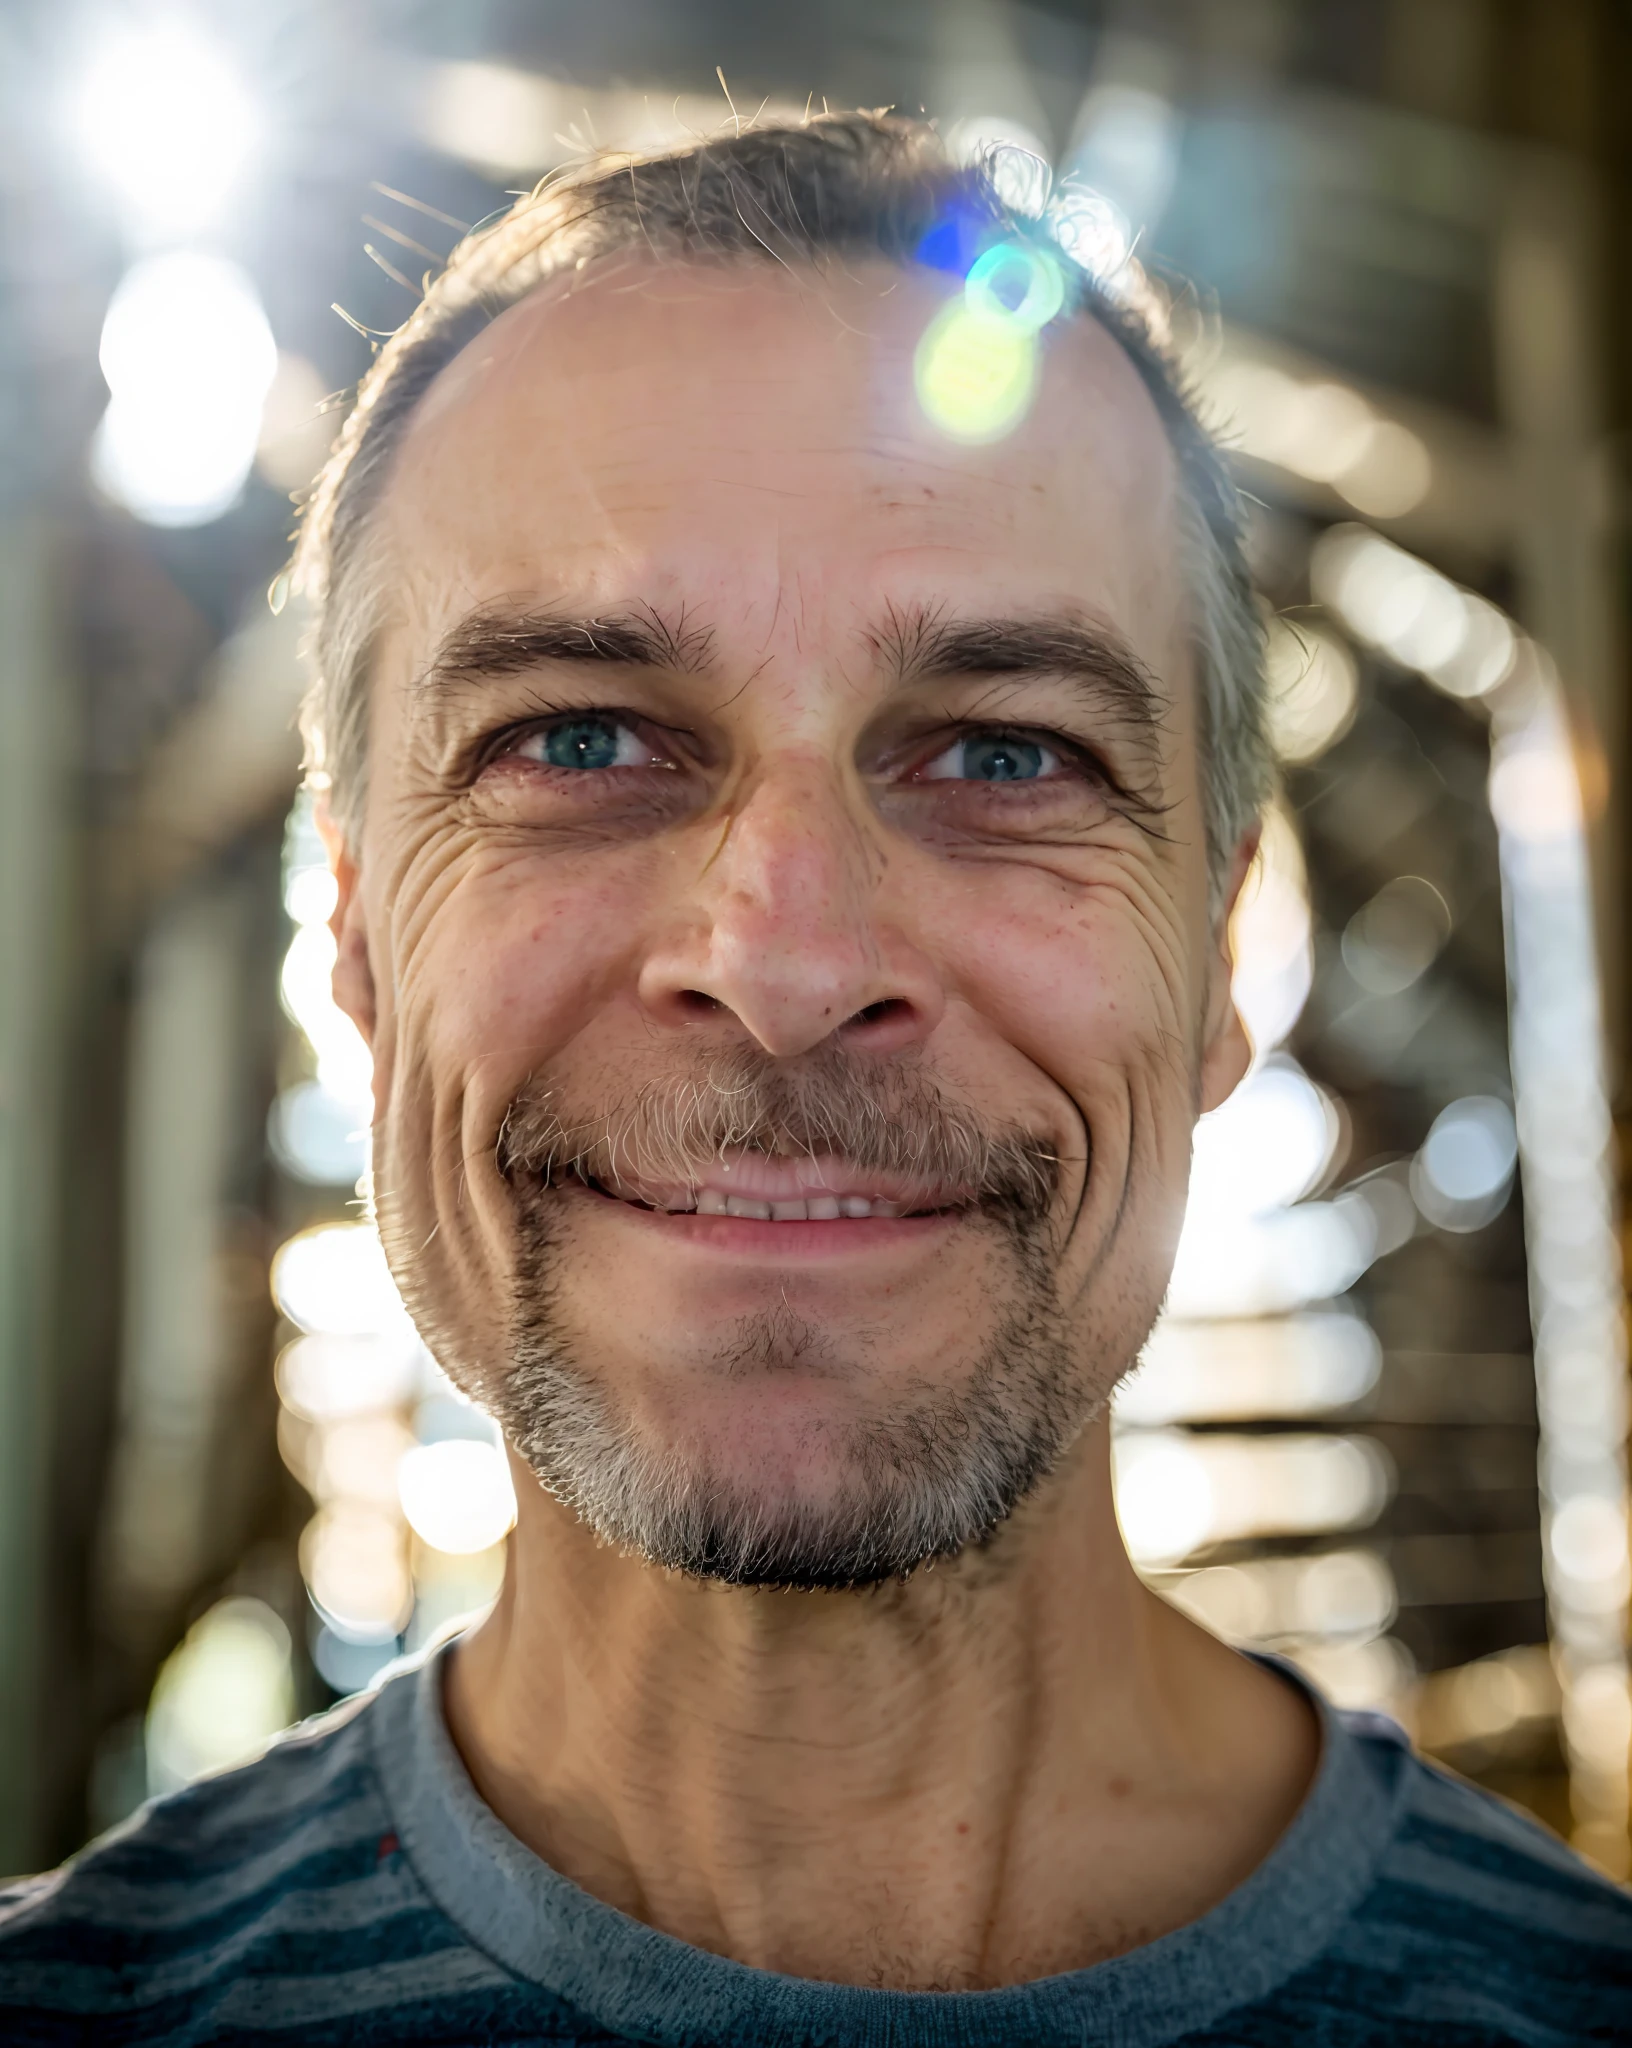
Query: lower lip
570 1183 960 1255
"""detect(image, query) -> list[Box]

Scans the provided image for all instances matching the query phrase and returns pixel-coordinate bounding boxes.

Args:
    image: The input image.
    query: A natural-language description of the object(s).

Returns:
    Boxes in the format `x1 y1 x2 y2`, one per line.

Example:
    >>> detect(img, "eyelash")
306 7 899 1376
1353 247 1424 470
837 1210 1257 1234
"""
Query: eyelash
483 713 1115 785
476 706 674 775
909 726 1103 786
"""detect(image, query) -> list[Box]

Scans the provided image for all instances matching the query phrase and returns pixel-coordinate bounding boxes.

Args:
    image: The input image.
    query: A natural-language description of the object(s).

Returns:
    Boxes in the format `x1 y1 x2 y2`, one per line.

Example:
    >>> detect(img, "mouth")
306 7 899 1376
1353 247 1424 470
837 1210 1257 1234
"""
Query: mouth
592 1186 937 1221
558 1152 973 1225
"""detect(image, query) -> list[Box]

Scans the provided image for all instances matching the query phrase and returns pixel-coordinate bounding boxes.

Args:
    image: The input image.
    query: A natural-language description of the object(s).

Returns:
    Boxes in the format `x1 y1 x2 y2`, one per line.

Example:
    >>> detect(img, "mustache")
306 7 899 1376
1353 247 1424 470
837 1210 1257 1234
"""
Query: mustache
495 1044 1065 1229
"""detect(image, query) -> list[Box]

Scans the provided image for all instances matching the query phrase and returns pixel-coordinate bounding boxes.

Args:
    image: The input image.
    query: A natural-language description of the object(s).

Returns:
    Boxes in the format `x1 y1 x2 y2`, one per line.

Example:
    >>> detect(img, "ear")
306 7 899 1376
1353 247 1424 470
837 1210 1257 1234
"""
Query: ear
1197 821 1261 1116
315 793 377 1048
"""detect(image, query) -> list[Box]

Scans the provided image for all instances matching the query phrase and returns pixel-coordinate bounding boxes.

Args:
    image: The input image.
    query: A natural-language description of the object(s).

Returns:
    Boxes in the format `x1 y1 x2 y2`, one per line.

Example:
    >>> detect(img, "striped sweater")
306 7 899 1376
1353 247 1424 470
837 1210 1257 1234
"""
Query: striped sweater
1 1645 1629 2045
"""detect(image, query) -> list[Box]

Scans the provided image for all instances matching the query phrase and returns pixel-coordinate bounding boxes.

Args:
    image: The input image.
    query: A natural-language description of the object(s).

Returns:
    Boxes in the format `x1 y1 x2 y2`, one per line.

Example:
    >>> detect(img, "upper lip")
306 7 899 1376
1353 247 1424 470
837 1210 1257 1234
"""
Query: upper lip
588 1151 973 1219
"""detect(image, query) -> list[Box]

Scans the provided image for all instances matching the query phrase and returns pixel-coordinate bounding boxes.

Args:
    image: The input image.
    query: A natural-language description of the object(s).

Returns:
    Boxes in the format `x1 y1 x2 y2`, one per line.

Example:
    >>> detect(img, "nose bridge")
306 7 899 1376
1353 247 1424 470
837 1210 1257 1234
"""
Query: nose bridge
639 750 941 1059
719 753 876 950
705 756 888 1046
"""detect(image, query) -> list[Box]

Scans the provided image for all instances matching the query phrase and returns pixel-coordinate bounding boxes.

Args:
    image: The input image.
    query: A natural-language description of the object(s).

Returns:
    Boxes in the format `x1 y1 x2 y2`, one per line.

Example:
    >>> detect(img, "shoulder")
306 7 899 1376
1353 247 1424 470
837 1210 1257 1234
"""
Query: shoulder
1371 1725 1632 1944
0 1684 385 1931
1226 1713 1632 2046
0 1677 523 2044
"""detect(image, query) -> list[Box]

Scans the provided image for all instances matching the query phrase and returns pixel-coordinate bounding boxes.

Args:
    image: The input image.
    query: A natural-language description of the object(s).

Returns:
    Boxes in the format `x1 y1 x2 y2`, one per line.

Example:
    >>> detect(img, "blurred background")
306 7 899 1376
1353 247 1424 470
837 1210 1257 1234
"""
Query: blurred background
2 0 1630 1882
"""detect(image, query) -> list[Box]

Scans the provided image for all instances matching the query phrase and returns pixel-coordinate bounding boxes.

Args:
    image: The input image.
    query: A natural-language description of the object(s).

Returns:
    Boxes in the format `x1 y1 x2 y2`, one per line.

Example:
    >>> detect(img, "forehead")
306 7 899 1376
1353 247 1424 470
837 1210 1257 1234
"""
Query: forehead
383 259 1184 655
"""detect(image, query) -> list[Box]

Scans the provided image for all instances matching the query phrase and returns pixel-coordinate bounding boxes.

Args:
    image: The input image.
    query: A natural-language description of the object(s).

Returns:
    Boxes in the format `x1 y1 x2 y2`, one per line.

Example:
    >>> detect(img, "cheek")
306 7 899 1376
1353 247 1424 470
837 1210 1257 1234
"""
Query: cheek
383 841 654 1115
920 859 1203 1279
371 841 668 1377
924 859 1198 1086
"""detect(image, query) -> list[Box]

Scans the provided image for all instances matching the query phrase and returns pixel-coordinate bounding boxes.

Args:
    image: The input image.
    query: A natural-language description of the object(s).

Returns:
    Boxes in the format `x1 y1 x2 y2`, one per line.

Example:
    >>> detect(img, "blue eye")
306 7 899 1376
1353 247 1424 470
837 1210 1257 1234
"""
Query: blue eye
920 733 1058 783
962 735 1044 781
516 717 652 771
546 718 622 769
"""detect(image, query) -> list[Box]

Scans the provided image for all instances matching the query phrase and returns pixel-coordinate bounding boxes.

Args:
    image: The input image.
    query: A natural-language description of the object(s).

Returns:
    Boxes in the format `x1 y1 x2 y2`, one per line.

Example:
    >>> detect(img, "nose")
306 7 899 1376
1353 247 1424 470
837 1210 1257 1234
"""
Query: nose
637 758 944 1059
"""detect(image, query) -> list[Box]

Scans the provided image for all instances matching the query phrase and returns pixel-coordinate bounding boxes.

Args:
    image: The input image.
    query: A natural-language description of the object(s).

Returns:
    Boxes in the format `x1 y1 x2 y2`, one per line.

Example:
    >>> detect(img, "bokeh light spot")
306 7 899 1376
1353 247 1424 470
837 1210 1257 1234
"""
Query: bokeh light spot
399 1440 518 1555
145 1599 293 1794
1265 621 1358 764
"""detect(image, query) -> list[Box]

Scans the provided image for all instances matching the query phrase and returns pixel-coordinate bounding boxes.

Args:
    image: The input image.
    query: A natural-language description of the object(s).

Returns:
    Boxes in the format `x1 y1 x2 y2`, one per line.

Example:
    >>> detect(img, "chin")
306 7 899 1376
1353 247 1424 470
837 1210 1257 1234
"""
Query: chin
490 1290 1089 1592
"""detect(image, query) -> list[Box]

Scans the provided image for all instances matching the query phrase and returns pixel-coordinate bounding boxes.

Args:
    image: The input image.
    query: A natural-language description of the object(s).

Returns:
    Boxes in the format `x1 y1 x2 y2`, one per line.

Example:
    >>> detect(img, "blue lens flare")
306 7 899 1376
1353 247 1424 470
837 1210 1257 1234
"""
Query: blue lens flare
913 204 996 277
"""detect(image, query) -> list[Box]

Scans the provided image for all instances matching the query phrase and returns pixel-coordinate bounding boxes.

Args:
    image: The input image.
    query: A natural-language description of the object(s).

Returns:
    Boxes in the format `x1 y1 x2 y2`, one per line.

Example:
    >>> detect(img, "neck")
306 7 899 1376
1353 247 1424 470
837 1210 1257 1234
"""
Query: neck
444 1418 1318 1991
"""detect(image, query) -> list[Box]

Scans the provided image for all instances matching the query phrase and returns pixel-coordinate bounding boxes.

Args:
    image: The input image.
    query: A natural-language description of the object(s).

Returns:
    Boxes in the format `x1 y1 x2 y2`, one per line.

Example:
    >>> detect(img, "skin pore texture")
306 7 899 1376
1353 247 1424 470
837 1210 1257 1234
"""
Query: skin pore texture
327 256 1319 1992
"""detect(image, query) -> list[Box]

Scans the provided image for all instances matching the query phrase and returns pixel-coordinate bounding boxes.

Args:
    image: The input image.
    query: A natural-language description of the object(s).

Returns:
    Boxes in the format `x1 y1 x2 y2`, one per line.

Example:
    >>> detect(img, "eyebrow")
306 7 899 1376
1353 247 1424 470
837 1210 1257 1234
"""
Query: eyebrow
419 602 715 693
867 603 1166 741
418 596 1165 751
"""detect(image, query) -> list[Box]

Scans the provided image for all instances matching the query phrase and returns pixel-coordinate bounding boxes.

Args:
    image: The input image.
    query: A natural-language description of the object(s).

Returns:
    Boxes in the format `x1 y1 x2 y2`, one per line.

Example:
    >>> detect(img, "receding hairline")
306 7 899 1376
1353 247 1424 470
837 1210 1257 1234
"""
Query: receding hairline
293 113 1269 876
389 245 1179 488
364 248 1191 695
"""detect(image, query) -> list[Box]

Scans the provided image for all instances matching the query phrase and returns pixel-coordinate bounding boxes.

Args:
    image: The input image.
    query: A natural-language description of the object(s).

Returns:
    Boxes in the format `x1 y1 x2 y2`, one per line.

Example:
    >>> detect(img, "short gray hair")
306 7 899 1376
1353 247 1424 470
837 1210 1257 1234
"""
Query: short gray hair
293 112 1267 878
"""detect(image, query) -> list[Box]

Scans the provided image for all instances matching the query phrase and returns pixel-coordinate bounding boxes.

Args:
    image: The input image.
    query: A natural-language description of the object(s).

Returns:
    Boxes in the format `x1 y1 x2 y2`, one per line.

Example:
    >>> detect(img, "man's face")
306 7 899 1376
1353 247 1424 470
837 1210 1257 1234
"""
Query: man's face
336 259 1250 1584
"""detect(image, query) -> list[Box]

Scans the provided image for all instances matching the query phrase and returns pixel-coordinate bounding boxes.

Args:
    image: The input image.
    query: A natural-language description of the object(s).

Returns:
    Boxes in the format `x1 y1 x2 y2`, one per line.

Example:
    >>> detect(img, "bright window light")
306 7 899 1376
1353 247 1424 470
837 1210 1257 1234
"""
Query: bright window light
1410 1095 1517 1232
1549 1498 1630 1603
1265 621 1358 765
145 1598 293 1793
1066 84 1179 236
1204 359 1431 517
399 1440 517 1555
1187 1055 1340 1220
314 1415 417 1512
68 24 260 242
93 253 277 527
1419 1096 1517 1202
1165 1189 1375 1321
1228 804 1313 1058
1311 526 1516 701
268 1078 369 1187
407 1542 508 1651
1165 1549 1395 1646
423 61 564 179
1489 732 1586 844
1341 875 1452 997
256 352 336 495
301 1506 413 1642
1282 381 1376 484
1564 1666 1632 1773
271 1223 415 1341
311 1625 398 1698
943 113 1052 172
1337 419 1433 520
279 919 374 1110
1115 1430 1391 1565
284 863 339 928
1114 1436 1214 1564
1291 1636 1415 1714
1119 1311 1380 1425
1048 187 1134 287
276 1334 422 1423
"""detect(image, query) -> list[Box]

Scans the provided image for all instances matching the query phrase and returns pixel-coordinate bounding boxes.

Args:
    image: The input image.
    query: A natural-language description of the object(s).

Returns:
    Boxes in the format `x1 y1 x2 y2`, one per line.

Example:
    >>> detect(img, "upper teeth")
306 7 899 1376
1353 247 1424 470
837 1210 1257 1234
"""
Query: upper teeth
667 1191 905 1221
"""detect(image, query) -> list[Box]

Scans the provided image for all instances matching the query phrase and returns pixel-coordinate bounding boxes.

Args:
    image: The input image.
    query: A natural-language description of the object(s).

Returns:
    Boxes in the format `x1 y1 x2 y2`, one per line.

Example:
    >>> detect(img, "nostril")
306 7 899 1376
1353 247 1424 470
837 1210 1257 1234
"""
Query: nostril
677 989 725 1018
847 998 911 1030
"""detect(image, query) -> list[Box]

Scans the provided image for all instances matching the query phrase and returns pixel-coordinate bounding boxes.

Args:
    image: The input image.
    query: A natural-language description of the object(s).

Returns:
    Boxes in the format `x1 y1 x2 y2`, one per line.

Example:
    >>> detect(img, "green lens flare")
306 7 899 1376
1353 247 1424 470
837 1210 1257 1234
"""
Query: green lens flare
964 243 1066 334
913 301 1038 444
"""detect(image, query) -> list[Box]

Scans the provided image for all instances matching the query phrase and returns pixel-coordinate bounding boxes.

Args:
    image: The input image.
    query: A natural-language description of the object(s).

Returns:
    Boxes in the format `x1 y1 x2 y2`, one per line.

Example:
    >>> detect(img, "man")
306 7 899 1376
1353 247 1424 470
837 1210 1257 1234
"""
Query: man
4 114 1629 2045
